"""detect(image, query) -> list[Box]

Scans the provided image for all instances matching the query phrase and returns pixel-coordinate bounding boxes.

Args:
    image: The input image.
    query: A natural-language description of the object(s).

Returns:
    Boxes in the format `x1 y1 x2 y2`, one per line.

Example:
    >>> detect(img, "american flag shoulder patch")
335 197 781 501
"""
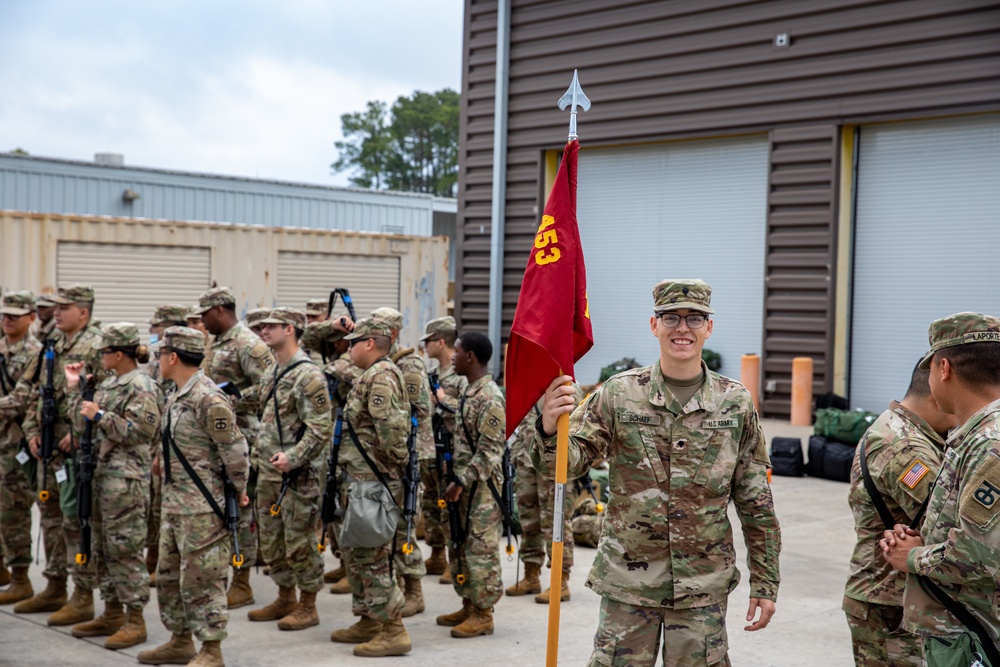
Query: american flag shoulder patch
900 460 930 489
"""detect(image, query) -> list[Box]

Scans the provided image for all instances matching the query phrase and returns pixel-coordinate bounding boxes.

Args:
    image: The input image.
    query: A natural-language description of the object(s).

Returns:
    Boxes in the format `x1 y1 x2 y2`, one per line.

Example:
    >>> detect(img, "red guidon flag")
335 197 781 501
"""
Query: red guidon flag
505 139 593 438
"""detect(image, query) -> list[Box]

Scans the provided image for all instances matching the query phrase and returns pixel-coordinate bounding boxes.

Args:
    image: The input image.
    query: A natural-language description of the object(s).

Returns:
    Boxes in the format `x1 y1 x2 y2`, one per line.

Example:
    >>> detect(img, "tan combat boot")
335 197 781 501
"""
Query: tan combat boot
0 561 9 587
47 586 94 626
329 576 352 594
438 562 452 585
137 631 196 665
330 616 382 643
0 566 33 605
535 570 571 604
506 562 542 596
105 607 147 649
278 589 319 631
451 605 494 638
187 640 224 667
323 563 345 583
248 585 297 622
13 576 65 613
401 577 425 617
353 619 412 657
71 600 124 637
226 567 254 609
435 598 472 627
424 547 447 575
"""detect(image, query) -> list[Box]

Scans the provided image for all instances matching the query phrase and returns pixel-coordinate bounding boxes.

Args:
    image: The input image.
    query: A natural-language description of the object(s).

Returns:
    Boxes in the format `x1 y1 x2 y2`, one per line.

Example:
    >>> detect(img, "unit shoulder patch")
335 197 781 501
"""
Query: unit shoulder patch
303 376 328 411
960 453 1000 529
899 459 931 490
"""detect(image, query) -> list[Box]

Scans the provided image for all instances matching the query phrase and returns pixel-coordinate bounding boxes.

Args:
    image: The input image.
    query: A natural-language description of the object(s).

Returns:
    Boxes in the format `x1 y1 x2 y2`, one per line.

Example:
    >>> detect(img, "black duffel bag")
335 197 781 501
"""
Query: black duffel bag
770 437 804 477
806 435 855 482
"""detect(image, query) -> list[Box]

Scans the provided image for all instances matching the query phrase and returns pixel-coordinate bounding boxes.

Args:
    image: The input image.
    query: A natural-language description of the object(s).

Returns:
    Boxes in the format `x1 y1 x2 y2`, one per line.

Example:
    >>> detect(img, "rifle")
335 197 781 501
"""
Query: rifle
326 288 357 323
75 376 96 566
318 395 344 553
500 438 521 557
440 420 463 561
574 469 605 513
401 411 420 555
38 339 57 502
428 371 454 513
217 382 242 400
222 466 244 567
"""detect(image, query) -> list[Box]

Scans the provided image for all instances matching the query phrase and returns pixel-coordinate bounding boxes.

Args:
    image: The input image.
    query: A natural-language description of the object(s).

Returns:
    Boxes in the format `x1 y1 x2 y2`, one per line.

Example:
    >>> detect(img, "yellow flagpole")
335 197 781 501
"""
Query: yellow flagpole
545 409 570 666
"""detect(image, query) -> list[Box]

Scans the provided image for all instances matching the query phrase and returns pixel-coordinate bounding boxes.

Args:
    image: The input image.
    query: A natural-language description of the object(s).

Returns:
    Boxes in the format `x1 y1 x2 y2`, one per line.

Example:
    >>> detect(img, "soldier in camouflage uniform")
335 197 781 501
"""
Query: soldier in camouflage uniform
420 316 466 583
245 307 270 338
64 323 161 650
570 497 604 548
138 326 250 667
532 279 781 667
145 304 188 585
881 313 1000 653
843 361 956 666
29 293 57 343
436 332 506 639
0 292 41 605
302 299 328 364
248 308 332 630
329 317 412 657
195 286 275 609
18 285 107 626
370 307 430 615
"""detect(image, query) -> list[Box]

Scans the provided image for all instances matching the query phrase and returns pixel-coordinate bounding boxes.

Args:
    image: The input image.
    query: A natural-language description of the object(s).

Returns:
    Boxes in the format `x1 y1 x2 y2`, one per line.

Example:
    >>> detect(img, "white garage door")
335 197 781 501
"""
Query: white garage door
57 242 211 344
276 251 400 318
574 136 769 384
850 115 1000 411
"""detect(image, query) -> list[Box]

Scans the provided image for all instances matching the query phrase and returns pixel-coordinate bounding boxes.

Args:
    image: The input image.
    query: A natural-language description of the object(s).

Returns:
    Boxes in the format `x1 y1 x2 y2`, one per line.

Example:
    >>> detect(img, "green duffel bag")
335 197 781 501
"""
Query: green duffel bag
813 408 878 445
925 632 994 667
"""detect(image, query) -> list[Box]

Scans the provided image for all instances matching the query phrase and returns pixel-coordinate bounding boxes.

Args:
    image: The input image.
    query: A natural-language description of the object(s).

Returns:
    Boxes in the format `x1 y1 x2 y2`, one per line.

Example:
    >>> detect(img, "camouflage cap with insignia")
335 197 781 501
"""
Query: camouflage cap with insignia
420 316 456 342
260 307 306 330
918 312 1000 369
302 319 346 349
150 304 190 326
36 293 57 308
162 326 206 355
245 308 270 329
191 286 236 315
370 307 403 331
99 322 141 348
50 284 95 306
0 291 36 317
344 317 394 341
305 298 327 317
652 279 714 315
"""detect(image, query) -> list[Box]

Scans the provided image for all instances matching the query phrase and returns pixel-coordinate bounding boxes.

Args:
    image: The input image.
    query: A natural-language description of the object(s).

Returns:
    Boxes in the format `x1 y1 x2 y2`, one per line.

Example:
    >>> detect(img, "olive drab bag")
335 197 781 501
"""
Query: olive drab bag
339 419 400 549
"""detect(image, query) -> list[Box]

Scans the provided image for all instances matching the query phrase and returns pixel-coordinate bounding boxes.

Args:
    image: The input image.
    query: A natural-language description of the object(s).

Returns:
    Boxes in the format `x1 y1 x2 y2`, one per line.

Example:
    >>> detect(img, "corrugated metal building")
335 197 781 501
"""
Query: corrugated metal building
455 0 1000 416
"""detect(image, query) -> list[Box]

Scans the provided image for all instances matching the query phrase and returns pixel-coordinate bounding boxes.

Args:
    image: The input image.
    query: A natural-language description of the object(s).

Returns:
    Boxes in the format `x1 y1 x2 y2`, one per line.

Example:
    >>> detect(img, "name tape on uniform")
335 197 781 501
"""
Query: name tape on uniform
702 418 738 429
964 331 1000 343
618 412 662 425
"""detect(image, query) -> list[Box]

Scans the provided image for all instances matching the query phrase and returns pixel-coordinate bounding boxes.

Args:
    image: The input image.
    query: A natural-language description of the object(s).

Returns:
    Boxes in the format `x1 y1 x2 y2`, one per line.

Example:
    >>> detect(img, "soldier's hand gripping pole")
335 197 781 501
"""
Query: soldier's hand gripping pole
38 339 57 503
401 413 420 555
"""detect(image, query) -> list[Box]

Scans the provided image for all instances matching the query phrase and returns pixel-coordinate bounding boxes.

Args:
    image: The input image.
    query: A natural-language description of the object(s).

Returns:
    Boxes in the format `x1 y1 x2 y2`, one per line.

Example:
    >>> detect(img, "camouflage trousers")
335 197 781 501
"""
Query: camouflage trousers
590 597 730 667
419 459 446 549
256 473 324 593
842 596 924 667
157 511 230 642
514 449 574 571
448 480 503 609
92 476 150 609
0 442 34 567
38 454 97 588
145 470 161 553
341 477 405 623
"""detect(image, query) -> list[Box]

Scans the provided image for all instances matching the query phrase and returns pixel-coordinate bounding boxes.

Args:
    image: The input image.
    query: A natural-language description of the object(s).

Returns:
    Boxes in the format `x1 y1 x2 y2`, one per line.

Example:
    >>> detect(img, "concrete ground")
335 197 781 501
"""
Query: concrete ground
0 419 857 666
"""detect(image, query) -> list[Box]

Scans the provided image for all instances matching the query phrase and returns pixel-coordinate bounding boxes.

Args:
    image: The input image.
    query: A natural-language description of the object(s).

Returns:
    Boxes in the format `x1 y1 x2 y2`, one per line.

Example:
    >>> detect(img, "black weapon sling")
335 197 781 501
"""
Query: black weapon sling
266 360 311 465
162 412 226 523
459 394 512 538
859 435 999 663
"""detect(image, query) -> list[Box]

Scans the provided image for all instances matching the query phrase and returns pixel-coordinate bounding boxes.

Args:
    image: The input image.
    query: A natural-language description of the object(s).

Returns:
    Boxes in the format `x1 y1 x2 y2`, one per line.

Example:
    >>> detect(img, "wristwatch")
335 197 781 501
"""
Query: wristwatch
94 410 105 424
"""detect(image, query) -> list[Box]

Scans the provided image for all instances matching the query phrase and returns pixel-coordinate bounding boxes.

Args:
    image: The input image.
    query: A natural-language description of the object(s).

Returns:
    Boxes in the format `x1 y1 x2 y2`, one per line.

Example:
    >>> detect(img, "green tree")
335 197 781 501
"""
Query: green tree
332 89 459 197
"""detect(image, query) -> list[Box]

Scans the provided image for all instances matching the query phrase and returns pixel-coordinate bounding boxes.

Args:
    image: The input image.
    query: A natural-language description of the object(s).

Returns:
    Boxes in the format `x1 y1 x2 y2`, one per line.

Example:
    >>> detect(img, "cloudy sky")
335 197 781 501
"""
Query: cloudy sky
0 1 463 186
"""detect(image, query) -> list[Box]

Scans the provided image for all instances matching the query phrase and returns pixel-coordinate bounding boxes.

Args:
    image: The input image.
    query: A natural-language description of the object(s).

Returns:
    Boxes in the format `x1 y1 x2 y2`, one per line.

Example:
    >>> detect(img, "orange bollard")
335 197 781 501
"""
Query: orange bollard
790 357 814 426
741 354 761 412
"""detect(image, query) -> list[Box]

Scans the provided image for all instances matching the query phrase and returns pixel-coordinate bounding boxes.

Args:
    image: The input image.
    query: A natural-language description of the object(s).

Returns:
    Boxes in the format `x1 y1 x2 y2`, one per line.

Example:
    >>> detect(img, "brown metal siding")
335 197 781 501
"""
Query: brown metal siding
457 0 1000 404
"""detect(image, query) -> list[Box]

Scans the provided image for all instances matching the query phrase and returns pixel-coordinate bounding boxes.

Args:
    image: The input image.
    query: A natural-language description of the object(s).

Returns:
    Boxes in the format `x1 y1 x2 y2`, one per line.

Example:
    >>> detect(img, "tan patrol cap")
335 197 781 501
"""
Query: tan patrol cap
260 307 307 330
345 318 394 341
305 298 327 317
192 287 236 315
162 326 206 355
99 322 141 348
420 316 456 342
652 279 714 315
245 308 270 329
370 307 403 332
918 312 1000 369
0 291 35 317
50 284 95 306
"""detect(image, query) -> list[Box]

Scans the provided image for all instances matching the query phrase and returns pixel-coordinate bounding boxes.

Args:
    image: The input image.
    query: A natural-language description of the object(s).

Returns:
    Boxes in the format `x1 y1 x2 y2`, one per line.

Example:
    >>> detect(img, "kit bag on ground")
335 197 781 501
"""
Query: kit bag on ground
813 407 879 446
806 435 855 482
770 437 804 477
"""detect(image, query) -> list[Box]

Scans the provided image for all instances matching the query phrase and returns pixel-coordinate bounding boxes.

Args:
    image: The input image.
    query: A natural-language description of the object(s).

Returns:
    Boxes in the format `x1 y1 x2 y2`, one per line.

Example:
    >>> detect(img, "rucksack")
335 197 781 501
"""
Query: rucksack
814 408 878 445
770 437 804 477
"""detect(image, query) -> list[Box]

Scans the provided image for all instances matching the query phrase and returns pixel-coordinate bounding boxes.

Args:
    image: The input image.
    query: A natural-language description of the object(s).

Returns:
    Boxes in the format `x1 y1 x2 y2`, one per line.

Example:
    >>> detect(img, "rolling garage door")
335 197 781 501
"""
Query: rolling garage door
276 251 400 317
849 115 1000 411
57 242 211 343
574 135 769 384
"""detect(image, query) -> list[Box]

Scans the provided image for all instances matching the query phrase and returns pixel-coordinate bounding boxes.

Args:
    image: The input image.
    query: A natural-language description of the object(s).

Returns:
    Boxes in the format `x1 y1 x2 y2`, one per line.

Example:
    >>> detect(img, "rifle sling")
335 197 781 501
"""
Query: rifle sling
162 413 226 523
459 395 508 521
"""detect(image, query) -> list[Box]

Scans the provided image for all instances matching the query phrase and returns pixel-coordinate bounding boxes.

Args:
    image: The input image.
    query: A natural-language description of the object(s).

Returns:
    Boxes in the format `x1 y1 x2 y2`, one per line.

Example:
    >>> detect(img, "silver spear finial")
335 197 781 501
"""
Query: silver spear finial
557 69 591 142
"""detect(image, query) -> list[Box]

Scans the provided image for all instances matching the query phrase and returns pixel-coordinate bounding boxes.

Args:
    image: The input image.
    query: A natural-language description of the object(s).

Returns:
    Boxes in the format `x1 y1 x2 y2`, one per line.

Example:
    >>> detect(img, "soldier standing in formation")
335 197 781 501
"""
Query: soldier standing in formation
139 326 250 667
64 323 161 650
437 331 506 638
0 292 42 605
245 308 270 338
195 286 275 609
248 308 332 630
303 299 329 365
843 362 956 666
533 279 781 666
29 294 57 343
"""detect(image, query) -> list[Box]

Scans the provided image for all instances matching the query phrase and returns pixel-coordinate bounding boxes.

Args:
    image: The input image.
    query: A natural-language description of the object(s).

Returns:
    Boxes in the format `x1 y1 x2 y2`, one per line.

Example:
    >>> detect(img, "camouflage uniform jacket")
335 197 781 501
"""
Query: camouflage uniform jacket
29 317 56 344
390 344 433 460
530 362 781 609
435 364 466 436
160 369 250 515
324 351 360 408
256 348 332 483
455 375 506 488
342 358 408 481
845 401 945 606
144 342 175 407
0 335 42 445
68 368 161 481
203 322 273 442
902 398 1000 643
22 325 108 443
